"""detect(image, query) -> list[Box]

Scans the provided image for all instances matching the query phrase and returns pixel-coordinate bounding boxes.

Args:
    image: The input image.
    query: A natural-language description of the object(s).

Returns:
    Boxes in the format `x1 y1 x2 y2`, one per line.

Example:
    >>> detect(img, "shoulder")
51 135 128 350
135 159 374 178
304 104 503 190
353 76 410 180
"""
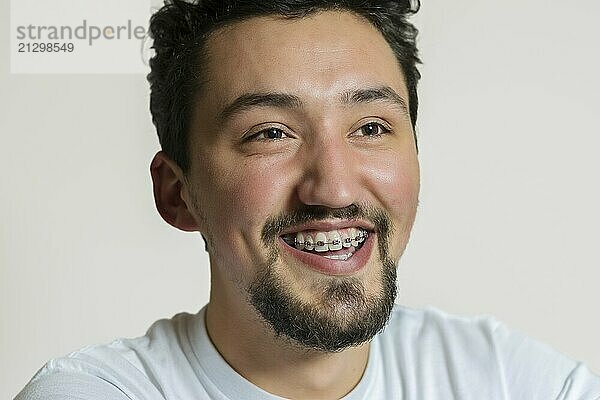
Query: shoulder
384 304 502 338
16 311 199 400
380 304 573 366
377 305 509 375
374 305 600 399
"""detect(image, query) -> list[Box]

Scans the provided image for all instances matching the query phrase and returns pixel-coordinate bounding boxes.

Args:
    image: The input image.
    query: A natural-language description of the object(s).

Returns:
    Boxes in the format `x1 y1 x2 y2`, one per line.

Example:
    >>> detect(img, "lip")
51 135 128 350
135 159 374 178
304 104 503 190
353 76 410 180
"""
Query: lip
278 232 376 276
278 219 376 236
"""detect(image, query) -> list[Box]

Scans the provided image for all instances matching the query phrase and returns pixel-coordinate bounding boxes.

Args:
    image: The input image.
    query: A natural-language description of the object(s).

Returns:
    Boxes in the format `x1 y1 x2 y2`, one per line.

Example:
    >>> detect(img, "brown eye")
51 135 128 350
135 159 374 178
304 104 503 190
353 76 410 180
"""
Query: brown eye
249 127 288 141
359 122 388 137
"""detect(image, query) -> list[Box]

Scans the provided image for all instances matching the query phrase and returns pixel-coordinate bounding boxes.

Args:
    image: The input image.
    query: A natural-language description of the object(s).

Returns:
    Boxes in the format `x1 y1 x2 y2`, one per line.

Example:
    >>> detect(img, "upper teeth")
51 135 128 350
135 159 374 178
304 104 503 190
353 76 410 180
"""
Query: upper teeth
289 228 368 252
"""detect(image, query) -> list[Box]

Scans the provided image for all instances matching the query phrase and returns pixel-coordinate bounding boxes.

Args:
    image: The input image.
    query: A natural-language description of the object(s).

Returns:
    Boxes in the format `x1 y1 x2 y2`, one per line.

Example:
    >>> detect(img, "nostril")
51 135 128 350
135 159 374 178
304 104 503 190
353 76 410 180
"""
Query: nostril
296 147 359 208
296 180 356 208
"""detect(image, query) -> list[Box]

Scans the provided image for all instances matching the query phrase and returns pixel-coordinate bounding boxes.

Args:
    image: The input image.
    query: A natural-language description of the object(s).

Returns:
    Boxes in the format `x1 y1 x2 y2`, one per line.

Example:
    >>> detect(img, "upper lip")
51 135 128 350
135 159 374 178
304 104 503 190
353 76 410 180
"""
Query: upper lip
278 219 376 236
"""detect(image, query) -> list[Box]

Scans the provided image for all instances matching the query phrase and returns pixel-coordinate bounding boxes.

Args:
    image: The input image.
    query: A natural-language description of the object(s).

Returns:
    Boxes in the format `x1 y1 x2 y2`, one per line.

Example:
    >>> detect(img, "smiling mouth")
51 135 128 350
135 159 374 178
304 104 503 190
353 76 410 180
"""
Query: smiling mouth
280 227 370 261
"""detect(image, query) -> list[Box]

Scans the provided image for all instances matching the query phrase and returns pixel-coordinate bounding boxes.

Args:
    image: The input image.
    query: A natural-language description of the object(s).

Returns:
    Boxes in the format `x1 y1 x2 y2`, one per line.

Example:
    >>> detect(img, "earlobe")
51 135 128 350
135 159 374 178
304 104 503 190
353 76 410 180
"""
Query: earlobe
150 151 199 232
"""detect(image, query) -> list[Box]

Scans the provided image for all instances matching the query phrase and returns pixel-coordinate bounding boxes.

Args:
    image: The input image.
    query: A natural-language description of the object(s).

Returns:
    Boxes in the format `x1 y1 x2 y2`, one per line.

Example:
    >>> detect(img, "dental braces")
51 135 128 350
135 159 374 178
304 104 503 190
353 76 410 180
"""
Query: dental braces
293 231 369 247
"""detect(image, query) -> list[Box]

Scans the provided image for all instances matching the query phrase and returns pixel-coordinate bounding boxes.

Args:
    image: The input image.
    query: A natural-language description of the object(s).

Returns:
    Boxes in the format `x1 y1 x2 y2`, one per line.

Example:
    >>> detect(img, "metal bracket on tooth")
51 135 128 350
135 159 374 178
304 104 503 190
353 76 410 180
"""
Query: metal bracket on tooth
293 231 368 247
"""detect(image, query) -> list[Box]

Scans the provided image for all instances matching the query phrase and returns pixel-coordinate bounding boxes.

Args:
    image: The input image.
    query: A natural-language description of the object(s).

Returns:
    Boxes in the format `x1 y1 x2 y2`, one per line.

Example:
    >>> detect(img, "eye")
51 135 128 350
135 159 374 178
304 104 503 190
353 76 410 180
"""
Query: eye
247 127 289 141
353 122 391 137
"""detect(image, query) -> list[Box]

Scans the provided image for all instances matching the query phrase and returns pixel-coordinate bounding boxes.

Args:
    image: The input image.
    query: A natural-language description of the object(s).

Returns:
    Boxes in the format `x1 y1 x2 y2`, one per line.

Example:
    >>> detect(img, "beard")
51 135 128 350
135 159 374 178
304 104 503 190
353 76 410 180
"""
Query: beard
247 204 397 352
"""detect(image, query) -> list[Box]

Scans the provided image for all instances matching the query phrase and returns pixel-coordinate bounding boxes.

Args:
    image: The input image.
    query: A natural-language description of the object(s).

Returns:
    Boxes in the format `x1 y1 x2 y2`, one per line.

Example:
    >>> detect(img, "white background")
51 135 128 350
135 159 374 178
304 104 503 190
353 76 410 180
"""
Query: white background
2 0 599 398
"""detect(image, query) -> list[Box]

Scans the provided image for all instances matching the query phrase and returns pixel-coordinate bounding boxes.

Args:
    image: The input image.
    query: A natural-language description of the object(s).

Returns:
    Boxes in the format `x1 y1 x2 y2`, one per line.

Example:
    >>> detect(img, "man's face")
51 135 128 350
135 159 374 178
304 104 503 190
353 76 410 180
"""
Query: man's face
185 11 419 351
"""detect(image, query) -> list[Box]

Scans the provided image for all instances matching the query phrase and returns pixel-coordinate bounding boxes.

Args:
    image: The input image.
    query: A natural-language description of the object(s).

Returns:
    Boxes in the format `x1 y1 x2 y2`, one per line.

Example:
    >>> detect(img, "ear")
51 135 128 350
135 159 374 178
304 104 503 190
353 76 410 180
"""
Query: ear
150 151 199 232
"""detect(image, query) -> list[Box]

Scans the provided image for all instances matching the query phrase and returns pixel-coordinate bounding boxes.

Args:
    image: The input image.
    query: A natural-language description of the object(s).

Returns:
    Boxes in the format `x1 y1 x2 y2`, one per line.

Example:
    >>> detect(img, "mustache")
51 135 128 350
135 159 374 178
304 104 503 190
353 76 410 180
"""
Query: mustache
261 204 393 245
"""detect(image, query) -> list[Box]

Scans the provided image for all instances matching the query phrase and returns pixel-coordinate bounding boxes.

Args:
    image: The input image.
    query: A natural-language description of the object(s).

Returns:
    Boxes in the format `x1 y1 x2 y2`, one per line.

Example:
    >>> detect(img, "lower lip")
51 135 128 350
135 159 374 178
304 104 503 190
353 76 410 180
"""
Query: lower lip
278 234 375 276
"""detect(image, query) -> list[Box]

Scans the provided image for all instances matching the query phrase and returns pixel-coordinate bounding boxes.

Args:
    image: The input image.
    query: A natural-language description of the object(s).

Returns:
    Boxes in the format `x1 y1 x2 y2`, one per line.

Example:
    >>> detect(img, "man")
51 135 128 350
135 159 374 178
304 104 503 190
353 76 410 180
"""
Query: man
17 0 600 399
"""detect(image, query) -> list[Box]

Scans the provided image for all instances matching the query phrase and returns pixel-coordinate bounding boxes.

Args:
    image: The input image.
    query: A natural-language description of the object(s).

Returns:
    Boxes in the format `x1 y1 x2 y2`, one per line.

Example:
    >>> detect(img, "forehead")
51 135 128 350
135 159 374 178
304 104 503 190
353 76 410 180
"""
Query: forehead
199 10 408 107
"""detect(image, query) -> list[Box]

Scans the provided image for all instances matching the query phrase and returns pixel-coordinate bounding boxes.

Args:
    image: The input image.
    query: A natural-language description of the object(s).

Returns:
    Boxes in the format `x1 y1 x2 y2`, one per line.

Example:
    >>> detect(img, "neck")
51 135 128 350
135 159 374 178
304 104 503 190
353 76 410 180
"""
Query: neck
205 286 371 400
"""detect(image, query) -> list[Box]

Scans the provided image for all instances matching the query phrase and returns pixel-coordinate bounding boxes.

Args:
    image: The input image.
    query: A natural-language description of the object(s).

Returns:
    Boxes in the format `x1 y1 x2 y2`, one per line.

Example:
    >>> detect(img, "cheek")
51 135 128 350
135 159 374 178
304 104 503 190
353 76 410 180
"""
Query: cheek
361 152 419 259
191 156 288 275
363 152 420 216
198 157 289 237
232 160 290 225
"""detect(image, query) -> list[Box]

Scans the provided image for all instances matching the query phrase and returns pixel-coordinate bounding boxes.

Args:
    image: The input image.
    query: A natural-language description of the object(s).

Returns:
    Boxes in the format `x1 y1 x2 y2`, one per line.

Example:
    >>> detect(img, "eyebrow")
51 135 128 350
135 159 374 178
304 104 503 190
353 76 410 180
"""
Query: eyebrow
218 92 303 123
341 86 409 116
217 85 409 123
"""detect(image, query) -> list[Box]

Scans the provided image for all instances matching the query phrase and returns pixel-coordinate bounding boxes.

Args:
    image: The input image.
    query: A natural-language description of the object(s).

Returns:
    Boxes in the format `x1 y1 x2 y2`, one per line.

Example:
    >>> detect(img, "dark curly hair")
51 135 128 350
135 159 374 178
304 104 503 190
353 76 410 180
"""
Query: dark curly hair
148 0 421 171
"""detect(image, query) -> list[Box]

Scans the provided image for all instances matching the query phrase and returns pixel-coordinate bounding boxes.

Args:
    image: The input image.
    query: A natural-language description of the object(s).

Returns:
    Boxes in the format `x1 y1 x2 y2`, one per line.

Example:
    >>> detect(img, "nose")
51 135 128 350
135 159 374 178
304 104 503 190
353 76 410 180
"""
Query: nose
296 136 360 208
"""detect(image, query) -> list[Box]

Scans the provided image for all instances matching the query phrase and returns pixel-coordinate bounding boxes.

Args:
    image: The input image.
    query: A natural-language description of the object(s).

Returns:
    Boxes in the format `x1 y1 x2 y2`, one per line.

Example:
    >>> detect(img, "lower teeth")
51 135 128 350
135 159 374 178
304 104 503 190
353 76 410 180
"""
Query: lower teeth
323 253 354 261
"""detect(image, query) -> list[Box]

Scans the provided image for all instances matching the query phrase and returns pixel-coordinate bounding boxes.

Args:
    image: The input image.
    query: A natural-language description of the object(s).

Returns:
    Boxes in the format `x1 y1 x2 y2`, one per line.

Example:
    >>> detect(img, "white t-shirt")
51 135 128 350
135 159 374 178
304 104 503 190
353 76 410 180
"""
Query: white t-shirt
16 305 600 399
